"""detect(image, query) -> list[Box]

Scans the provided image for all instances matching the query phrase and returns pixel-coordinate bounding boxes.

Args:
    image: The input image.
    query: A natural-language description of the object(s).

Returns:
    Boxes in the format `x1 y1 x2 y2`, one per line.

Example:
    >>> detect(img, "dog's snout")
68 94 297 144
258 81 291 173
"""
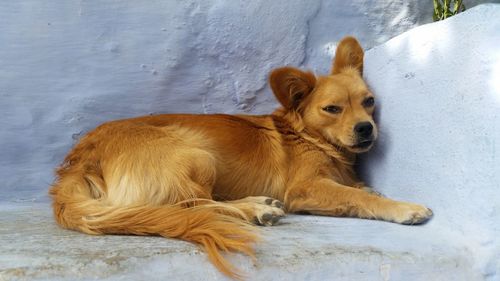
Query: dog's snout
354 122 373 138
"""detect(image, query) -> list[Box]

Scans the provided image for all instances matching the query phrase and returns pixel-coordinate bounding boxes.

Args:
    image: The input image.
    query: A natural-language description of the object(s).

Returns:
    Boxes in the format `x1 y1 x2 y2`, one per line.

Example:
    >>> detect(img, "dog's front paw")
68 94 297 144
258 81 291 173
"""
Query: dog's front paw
393 203 433 225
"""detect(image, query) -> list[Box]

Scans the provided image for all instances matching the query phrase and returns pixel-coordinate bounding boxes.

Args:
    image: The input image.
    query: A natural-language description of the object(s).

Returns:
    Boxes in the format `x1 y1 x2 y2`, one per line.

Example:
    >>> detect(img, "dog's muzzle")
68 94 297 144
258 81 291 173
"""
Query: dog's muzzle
352 122 374 149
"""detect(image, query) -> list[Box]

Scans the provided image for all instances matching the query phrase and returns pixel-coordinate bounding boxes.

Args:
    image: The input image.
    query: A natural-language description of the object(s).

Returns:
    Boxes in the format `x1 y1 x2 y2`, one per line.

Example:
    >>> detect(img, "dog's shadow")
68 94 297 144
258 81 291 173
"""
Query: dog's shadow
356 104 390 187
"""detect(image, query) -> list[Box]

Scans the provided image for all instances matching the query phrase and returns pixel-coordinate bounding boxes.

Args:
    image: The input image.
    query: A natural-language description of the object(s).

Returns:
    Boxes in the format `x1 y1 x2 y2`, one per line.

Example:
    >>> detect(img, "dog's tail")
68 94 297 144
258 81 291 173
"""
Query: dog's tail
50 176 258 279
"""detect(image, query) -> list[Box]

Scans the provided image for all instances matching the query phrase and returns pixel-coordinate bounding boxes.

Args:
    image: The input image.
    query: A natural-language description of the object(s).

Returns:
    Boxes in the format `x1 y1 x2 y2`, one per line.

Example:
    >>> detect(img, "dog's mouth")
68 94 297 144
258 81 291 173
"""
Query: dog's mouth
326 134 374 153
351 140 373 150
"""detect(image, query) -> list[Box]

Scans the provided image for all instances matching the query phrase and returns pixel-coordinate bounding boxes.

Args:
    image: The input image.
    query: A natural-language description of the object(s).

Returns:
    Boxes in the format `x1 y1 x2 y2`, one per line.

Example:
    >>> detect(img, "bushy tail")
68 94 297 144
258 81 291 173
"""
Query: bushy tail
50 180 258 279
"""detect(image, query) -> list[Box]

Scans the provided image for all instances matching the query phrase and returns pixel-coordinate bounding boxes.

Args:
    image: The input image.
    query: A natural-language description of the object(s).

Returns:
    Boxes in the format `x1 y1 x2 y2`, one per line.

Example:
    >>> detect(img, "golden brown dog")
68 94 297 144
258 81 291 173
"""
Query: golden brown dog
50 36 433 278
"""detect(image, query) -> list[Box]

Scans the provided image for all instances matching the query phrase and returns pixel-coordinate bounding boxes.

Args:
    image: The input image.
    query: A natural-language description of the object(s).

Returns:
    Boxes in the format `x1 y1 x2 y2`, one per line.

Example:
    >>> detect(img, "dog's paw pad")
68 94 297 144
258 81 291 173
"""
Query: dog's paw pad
254 206 285 226
263 197 284 209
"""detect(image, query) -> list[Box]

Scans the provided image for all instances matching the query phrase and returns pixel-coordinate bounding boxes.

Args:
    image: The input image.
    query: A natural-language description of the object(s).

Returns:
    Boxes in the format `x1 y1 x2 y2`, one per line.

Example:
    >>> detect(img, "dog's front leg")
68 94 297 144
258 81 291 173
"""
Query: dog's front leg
360 186 383 196
284 178 433 225
352 182 383 196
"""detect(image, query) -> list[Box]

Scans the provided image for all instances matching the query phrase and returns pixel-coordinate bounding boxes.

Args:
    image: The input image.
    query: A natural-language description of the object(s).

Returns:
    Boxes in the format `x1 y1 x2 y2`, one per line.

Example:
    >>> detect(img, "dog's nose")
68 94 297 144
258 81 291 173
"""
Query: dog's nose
354 122 373 138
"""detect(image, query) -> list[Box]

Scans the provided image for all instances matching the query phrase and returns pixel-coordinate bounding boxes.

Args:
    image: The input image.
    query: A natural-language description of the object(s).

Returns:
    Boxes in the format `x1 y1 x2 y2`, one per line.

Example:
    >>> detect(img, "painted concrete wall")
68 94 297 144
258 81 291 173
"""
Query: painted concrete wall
360 4 500 277
1 1 500 280
1 0 497 201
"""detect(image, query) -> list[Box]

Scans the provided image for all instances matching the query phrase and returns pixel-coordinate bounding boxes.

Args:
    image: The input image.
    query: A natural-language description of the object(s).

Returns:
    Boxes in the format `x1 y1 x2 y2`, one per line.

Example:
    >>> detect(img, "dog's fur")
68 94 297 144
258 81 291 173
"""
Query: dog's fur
50 37 432 278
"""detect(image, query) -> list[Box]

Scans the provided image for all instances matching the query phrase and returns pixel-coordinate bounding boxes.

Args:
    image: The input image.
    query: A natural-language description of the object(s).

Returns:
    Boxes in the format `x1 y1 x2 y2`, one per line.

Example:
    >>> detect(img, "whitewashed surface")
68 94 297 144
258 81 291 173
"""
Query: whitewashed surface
1 2 499 281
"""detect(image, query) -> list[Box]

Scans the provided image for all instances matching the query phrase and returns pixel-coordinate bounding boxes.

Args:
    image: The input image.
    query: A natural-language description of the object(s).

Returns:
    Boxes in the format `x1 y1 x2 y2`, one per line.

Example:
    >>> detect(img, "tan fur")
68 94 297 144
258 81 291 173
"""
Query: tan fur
50 36 432 279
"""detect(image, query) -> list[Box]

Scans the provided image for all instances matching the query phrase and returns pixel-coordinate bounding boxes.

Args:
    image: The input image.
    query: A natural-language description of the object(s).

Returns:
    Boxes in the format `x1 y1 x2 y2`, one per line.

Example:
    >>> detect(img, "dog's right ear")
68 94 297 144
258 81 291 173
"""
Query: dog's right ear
269 67 316 110
331 36 364 75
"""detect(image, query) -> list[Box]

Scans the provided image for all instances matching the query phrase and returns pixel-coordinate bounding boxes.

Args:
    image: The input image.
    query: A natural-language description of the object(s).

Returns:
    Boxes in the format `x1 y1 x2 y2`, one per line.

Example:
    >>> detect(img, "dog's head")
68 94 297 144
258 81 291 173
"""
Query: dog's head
270 36 376 153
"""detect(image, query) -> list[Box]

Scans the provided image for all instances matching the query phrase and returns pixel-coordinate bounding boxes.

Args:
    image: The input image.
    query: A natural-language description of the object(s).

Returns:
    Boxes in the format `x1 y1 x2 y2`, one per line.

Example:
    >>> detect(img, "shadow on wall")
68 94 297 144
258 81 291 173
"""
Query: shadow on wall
356 103 390 186
355 13 461 188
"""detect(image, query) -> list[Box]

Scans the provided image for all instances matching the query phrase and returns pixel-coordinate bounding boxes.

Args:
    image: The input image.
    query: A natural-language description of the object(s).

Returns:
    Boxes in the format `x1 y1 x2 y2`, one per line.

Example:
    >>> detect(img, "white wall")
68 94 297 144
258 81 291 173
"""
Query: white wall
360 5 500 276
0 1 497 201
1 2 500 279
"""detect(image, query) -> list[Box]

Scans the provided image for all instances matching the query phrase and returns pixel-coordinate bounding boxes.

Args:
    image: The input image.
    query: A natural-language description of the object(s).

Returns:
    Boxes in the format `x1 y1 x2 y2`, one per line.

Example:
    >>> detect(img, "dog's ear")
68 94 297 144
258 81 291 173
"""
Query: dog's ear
331 36 364 75
269 67 316 110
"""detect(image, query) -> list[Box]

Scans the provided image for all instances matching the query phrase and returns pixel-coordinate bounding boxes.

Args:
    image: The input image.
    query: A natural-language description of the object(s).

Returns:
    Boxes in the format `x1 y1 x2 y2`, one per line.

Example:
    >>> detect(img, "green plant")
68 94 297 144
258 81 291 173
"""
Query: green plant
433 0 466 21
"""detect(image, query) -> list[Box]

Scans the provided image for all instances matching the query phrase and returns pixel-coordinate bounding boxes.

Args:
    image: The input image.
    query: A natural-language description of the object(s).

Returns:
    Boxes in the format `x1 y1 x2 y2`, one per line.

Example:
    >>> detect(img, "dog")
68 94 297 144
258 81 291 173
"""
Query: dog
50 36 433 279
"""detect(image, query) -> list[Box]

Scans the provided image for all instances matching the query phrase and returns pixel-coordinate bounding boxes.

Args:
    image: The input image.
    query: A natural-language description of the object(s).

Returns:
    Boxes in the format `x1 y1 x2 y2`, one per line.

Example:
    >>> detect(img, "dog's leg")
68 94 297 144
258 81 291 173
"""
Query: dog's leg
285 178 432 225
228 196 284 209
221 197 286 226
352 182 383 196
187 196 285 226
360 186 383 196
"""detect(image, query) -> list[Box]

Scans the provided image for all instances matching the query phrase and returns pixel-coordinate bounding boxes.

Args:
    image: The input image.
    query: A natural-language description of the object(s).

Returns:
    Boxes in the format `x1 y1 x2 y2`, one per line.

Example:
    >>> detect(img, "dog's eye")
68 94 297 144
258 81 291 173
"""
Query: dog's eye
323 105 342 114
362 97 375 107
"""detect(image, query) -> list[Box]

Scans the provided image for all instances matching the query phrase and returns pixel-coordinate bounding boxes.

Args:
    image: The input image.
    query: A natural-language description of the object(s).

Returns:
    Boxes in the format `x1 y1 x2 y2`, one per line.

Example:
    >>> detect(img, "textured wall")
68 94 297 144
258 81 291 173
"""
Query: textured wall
360 5 500 277
1 0 496 200
1 2 500 280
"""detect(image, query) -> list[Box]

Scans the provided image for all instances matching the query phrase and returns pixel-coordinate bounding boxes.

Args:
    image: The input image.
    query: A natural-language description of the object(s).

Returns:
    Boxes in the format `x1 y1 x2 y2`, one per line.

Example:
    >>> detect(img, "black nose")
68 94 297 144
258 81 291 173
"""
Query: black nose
354 122 373 138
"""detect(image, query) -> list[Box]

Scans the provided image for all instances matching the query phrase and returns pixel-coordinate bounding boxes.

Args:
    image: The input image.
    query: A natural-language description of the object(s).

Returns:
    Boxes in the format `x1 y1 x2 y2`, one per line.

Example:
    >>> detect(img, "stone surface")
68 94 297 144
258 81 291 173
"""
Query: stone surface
1 2 500 281
0 203 480 281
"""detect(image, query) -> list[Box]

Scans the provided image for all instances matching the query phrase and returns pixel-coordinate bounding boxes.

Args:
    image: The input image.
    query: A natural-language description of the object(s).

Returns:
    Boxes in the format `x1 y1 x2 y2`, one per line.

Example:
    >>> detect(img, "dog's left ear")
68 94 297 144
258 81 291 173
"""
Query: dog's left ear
269 67 316 110
331 36 364 76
